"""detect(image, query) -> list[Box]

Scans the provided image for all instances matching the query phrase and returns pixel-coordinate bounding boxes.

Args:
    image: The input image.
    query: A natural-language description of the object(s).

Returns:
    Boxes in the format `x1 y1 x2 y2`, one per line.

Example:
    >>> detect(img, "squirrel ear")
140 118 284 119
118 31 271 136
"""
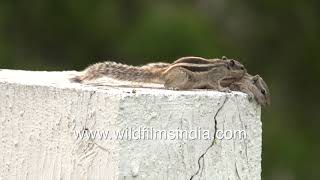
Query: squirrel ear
229 60 235 66
252 75 259 83
222 56 227 60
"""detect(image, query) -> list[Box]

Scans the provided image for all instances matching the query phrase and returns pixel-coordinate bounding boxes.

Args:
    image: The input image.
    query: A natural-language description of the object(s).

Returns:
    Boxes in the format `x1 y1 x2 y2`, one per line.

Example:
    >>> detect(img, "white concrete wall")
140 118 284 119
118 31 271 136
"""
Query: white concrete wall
0 69 262 180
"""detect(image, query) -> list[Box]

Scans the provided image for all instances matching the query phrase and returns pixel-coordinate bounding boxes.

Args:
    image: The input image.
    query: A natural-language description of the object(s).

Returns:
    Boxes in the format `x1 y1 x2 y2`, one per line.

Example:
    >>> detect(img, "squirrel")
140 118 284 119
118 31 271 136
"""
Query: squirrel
70 57 246 92
228 74 271 106
162 59 246 91
170 56 271 106
70 56 270 106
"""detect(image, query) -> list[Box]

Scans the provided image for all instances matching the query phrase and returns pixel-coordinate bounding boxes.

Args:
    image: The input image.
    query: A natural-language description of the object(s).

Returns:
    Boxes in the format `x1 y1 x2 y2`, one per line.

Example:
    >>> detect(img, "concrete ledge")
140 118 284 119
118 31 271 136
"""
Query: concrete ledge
0 69 262 180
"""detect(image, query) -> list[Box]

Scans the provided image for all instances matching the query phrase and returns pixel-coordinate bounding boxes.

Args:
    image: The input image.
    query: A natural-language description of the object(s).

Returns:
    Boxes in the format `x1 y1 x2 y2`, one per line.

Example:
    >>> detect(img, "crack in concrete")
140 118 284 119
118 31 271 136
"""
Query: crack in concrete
235 162 242 180
84 90 96 129
235 99 249 166
189 95 229 180
235 96 249 180
93 141 110 154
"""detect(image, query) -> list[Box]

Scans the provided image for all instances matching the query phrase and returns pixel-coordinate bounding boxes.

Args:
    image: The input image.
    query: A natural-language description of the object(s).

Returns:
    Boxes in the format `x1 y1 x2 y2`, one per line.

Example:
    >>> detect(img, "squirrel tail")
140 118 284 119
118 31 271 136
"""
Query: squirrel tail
71 61 168 83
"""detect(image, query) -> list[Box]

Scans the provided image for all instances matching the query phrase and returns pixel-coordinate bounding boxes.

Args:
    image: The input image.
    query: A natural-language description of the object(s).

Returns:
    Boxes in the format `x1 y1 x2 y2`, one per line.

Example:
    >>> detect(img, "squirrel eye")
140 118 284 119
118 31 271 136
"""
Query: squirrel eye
240 66 244 70
260 89 266 95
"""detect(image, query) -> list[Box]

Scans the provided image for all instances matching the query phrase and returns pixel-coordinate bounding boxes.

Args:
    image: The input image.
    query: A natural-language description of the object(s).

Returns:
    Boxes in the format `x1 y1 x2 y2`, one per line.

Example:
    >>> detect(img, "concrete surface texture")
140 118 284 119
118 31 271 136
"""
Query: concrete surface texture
0 69 262 180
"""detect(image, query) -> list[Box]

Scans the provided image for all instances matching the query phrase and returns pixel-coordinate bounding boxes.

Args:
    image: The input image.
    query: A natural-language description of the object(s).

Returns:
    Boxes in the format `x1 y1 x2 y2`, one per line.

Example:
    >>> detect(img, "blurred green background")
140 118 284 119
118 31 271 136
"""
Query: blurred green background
0 0 319 179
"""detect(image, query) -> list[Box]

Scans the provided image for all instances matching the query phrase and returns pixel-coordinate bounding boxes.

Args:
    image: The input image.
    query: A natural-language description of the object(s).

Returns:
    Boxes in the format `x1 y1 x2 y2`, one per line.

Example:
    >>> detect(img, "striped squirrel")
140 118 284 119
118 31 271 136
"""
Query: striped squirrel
171 56 271 106
70 57 246 92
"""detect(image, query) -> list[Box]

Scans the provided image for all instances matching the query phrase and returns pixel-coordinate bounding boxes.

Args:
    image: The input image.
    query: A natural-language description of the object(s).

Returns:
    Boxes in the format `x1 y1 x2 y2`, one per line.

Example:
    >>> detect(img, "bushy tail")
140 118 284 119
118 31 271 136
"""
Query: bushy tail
71 61 168 83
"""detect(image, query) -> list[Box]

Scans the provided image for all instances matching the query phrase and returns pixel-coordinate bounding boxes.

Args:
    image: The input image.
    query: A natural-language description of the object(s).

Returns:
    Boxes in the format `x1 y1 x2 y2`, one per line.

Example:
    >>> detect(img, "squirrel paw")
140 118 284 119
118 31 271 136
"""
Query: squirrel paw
247 94 254 102
219 87 231 93
165 86 180 91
